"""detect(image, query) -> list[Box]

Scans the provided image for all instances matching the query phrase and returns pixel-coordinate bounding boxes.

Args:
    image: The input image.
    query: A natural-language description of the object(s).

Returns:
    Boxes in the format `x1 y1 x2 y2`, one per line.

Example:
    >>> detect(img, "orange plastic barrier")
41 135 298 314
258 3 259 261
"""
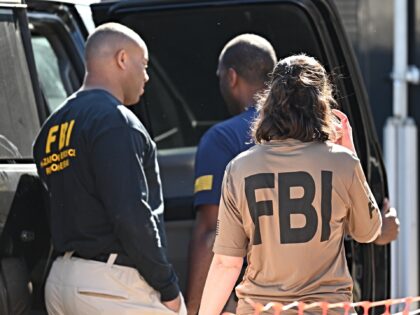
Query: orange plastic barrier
245 296 420 314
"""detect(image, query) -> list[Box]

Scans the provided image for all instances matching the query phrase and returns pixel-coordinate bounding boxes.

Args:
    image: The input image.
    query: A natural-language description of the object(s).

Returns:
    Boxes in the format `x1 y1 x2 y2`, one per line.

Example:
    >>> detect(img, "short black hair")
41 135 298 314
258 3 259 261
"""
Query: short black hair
219 34 277 85
85 22 146 63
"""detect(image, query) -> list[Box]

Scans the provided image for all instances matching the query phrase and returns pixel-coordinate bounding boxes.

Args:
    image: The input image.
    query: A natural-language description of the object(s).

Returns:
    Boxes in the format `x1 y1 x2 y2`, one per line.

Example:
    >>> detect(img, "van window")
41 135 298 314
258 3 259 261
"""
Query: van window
0 9 40 159
120 4 324 149
29 14 84 115
32 35 68 112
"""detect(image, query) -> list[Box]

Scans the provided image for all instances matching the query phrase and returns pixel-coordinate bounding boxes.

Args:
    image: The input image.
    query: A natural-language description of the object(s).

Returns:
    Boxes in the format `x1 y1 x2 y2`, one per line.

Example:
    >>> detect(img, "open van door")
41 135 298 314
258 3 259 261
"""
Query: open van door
87 0 388 312
0 1 52 314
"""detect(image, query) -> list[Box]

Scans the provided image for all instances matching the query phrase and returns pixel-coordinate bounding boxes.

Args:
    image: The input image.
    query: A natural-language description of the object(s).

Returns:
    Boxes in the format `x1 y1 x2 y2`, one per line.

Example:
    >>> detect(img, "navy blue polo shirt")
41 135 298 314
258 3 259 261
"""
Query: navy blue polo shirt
194 106 256 207
33 89 179 301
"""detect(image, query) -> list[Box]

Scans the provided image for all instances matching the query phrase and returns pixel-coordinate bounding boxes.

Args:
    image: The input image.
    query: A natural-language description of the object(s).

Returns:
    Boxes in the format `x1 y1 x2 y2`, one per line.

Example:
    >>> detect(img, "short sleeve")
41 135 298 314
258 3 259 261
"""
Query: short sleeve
194 128 237 207
346 160 382 243
213 165 248 257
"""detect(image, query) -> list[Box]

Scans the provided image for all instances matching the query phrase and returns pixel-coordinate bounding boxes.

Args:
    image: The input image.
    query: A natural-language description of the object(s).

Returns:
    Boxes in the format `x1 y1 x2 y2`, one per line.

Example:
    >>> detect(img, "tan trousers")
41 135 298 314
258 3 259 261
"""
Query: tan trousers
45 252 186 315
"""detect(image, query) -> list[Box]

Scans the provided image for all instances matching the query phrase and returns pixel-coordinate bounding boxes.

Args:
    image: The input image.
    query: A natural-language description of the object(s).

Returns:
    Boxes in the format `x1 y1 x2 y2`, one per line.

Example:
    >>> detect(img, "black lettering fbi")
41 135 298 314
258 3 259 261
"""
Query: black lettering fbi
245 173 275 245
245 171 333 245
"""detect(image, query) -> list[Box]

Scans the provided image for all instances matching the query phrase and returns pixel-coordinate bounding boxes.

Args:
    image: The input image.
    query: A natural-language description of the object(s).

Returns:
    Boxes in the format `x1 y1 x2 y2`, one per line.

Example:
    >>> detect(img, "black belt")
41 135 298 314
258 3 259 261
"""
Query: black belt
71 252 136 268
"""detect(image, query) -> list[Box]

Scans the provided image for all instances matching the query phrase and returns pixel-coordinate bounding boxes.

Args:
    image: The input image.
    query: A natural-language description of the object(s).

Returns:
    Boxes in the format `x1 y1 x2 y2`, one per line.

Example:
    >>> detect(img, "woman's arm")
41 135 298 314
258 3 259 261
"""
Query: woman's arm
198 254 243 315
332 109 400 245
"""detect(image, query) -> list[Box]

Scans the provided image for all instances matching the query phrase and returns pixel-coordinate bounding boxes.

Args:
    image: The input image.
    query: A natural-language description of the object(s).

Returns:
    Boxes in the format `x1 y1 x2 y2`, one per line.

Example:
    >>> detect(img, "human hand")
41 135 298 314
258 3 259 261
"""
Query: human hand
331 109 357 155
163 294 181 313
374 198 400 245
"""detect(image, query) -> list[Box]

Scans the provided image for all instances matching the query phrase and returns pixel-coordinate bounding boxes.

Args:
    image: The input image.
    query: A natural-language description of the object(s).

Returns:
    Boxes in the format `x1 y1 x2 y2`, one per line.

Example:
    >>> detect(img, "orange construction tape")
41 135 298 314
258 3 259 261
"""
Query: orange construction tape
244 296 420 314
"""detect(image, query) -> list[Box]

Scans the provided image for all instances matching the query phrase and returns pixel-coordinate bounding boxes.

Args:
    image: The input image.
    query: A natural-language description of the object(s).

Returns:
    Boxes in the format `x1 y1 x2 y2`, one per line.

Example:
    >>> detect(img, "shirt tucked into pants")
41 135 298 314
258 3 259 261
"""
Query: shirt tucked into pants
45 252 186 315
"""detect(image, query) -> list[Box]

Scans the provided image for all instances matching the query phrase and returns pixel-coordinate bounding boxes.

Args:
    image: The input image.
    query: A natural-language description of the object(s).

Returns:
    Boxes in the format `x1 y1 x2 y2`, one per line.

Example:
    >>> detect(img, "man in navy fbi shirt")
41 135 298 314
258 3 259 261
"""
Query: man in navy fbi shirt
186 34 277 315
33 23 185 315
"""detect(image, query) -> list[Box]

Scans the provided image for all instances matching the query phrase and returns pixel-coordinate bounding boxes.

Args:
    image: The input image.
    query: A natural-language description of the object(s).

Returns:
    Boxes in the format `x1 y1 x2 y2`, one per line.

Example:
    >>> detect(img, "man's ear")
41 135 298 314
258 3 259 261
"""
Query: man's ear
227 67 238 88
116 49 128 70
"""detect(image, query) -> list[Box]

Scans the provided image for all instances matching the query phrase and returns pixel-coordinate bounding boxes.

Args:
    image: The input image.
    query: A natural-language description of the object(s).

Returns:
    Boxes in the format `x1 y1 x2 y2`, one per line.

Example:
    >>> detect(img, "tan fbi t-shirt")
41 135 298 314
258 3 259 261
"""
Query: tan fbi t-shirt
213 139 382 314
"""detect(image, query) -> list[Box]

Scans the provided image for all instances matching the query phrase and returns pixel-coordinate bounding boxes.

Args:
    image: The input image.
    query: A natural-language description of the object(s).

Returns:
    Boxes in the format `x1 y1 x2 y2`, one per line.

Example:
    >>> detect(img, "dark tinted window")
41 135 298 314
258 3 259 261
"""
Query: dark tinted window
0 9 39 159
121 4 323 149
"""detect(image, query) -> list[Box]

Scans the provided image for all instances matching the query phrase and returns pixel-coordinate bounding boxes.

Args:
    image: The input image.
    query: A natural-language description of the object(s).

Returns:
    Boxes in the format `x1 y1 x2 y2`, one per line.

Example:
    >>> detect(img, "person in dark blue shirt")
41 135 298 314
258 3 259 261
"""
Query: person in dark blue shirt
33 23 185 315
187 34 277 315
193 106 256 206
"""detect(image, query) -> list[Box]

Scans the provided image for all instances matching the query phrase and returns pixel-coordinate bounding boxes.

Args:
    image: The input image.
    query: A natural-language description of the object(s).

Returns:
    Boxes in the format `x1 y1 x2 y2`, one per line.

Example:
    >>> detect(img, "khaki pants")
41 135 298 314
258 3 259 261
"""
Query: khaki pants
45 252 186 315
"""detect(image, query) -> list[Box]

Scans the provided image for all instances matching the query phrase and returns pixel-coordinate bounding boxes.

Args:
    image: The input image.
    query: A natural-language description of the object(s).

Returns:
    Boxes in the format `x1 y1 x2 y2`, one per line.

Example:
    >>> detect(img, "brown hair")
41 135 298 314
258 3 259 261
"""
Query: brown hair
252 54 338 143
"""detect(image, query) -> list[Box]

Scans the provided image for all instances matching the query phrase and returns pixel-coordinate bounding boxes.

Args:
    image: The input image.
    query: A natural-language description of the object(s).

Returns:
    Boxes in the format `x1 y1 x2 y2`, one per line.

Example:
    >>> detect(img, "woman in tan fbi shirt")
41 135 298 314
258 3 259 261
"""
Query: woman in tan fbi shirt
199 54 382 315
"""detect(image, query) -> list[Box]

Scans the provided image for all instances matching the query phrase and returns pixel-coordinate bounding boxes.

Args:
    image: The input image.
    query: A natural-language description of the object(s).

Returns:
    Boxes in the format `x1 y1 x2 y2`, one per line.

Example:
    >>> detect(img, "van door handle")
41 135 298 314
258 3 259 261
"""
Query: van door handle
20 230 35 242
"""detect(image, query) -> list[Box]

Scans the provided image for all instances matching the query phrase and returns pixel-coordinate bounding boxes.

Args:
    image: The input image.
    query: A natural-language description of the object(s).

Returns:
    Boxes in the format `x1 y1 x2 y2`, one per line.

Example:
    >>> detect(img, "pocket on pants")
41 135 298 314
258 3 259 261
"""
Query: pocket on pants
77 287 129 300
161 294 187 315
160 303 178 315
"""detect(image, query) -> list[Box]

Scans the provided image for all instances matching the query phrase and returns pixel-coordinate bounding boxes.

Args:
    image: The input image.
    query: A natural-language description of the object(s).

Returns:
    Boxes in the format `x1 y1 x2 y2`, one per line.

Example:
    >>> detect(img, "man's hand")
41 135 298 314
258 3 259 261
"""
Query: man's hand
163 294 181 313
331 109 357 155
374 198 400 245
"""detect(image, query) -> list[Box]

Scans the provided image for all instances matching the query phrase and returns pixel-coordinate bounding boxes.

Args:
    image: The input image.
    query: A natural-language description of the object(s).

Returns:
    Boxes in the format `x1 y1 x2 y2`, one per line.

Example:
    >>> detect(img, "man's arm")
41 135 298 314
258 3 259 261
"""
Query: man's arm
187 204 218 315
198 254 243 315
92 126 180 303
